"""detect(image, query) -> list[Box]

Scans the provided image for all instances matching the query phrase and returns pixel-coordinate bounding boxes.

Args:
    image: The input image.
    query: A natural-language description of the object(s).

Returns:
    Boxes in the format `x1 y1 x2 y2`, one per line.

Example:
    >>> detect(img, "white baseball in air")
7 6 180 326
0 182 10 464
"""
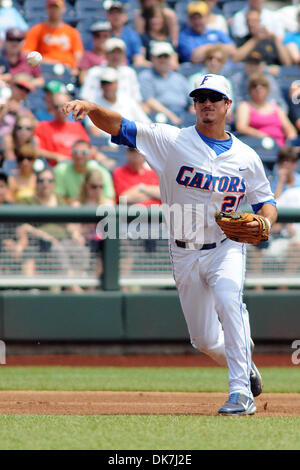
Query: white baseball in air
27 51 43 67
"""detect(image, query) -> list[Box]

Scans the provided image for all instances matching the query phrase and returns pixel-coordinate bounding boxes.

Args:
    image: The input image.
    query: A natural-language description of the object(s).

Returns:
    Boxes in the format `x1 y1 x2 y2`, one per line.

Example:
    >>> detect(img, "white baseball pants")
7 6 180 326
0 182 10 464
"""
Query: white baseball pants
169 238 252 398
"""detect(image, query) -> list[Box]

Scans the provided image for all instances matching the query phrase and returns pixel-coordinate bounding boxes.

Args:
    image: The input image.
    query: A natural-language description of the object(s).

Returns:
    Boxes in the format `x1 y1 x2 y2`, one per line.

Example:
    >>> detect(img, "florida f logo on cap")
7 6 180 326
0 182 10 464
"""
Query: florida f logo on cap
189 74 232 99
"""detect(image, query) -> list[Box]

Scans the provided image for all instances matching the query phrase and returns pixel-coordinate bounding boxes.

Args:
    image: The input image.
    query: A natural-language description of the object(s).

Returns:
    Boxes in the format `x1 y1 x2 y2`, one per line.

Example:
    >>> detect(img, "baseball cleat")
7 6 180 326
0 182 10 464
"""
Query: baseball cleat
250 339 263 397
218 393 256 416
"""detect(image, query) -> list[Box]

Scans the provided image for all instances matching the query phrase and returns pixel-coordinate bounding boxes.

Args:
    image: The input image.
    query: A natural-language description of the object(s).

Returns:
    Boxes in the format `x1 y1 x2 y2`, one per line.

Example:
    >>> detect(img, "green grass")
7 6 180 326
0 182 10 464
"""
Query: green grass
0 415 299 450
0 366 299 393
0 366 299 450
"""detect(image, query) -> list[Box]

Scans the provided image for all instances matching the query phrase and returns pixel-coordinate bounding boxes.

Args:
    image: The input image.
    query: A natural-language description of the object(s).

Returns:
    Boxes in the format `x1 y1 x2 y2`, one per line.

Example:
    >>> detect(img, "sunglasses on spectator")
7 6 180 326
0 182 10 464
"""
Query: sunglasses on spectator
15 83 31 93
37 178 54 183
206 56 224 62
93 32 110 38
17 156 35 162
251 83 268 89
16 125 33 131
7 38 23 42
193 92 227 103
72 149 91 156
89 183 103 189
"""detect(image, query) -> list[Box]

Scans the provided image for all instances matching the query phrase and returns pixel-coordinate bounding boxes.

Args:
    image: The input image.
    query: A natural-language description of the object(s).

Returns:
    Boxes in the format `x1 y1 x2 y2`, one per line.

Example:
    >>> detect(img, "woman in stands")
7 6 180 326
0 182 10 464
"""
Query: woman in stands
139 4 178 69
8 143 37 202
2 115 39 162
134 0 178 47
72 170 115 283
235 73 297 147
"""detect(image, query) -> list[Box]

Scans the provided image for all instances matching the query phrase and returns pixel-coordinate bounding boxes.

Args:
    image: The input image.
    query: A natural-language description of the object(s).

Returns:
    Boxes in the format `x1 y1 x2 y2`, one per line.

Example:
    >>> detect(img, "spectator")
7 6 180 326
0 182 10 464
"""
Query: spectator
233 9 291 68
0 170 27 273
78 21 111 85
23 0 84 70
136 0 179 49
8 143 37 202
72 169 115 282
231 0 284 41
2 114 39 162
80 38 143 107
138 42 191 125
105 0 147 66
84 67 150 137
269 147 300 200
34 92 90 165
177 1 235 64
0 0 28 42
235 73 297 147
0 73 35 138
205 0 229 34
231 51 288 112
54 139 115 204
113 146 161 205
34 80 67 122
284 10 300 64
113 146 161 274
0 28 44 87
18 167 90 289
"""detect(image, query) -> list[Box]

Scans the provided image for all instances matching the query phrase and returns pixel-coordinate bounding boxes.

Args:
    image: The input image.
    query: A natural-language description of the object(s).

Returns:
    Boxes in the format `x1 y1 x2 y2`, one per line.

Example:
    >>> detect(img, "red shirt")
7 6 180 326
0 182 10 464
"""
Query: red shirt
113 163 160 206
34 120 90 165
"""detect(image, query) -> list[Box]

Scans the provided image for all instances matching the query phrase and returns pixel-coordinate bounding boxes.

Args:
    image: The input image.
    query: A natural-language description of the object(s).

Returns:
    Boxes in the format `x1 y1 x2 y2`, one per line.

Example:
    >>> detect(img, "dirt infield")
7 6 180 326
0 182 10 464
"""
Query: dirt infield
6 354 294 367
0 391 298 416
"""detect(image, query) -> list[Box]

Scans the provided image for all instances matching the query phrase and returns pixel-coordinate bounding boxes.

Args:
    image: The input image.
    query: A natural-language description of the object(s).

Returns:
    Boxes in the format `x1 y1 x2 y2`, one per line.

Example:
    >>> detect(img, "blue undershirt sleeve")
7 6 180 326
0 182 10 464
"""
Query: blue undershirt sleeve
111 118 137 148
252 199 277 213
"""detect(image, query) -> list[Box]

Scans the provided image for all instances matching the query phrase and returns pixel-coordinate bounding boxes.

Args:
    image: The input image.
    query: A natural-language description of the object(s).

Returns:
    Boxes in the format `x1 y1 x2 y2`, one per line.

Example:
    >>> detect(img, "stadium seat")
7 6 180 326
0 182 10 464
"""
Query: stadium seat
236 135 279 168
222 0 247 20
277 65 300 101
40 63 74 84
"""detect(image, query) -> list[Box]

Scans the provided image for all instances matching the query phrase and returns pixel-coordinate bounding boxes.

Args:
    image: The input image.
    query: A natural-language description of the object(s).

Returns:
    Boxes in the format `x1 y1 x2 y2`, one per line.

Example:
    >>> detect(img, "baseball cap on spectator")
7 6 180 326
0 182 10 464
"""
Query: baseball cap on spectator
6 28 26 41
245 50 264 63
189 74 231 99
100 67 118 83
90 21 112 33
150 42 174 57
103 1 126 12
187 1 209 16
45 80 66 93
47 0 65 6
105 37 126 53
13 73 35 92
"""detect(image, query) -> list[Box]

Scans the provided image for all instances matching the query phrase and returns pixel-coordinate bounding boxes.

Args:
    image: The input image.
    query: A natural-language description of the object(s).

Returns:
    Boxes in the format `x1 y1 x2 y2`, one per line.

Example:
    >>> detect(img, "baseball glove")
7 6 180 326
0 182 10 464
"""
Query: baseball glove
215 210 270 245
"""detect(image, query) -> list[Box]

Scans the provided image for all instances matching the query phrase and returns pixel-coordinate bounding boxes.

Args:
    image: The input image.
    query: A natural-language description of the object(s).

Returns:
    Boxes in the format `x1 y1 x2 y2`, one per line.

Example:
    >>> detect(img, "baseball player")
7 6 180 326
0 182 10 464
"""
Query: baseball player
63 74 277 416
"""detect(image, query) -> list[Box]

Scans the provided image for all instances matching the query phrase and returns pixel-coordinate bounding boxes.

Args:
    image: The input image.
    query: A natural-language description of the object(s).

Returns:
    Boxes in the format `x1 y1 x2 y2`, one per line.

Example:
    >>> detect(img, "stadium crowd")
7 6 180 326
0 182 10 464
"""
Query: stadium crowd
0 0 300 286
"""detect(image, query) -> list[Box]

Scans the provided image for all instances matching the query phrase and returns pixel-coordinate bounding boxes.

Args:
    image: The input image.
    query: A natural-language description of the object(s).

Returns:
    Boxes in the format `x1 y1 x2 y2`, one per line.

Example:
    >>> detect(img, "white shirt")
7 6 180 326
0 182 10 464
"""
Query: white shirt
231 6 284 39
80 65 142 104
133 123 273 243
85 94 150 136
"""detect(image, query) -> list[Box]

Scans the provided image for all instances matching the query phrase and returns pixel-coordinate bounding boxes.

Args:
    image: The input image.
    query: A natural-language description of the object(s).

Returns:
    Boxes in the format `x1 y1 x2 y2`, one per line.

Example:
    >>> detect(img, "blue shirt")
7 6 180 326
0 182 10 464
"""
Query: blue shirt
138 68 191 115
113 26 142 64
196 130 232 155
284 32 300 49
178 27 234 63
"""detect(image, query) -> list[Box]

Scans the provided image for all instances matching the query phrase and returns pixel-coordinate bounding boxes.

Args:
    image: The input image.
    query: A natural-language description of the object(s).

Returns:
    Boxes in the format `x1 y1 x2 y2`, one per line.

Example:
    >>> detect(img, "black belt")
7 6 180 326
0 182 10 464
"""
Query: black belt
175 238 227 250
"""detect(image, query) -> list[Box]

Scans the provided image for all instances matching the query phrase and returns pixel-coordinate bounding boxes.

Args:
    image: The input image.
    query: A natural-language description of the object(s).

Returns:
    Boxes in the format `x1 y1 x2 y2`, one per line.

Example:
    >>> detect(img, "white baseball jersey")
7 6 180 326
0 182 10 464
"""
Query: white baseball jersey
113 120 274 243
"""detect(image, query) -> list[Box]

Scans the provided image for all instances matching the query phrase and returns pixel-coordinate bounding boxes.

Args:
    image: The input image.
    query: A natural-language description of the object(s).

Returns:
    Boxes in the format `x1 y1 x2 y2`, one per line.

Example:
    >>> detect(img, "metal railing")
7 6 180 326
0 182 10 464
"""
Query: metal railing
0 205 299 289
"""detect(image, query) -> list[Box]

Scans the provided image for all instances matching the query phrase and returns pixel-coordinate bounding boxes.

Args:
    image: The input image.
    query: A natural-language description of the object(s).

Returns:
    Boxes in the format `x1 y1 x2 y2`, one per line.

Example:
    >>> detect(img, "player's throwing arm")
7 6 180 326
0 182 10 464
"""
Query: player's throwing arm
63 100 123 136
